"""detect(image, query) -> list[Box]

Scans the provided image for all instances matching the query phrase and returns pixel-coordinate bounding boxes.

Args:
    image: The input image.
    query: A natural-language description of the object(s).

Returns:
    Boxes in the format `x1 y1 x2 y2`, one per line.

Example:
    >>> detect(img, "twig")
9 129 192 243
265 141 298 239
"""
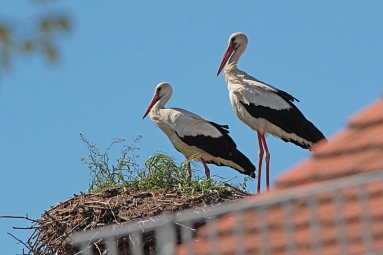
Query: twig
84 201 108 205
27 229 39 248
157 199 172 203
7 232 32 252
83 205 107 210
43 211 57 221
224 183 250 196
94 240 103 255
106 199 119 224
31 231 42 253
13 226 39 230
0 215 40 224
174 222 196 231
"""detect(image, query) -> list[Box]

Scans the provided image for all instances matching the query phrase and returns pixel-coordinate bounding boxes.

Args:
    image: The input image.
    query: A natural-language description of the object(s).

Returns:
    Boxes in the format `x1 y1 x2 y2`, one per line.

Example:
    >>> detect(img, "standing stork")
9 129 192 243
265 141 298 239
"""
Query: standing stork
217 32 326 193
143 82 256 180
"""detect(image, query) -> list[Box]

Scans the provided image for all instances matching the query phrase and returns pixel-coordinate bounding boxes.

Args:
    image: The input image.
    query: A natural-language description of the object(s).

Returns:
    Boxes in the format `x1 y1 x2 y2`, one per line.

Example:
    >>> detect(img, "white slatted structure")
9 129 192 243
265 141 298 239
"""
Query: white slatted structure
71 170 383 255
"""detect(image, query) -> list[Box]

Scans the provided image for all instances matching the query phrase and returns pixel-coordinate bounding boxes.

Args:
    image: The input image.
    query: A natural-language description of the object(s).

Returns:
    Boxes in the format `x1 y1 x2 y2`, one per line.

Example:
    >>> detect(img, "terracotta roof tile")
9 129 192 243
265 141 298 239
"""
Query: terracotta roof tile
276 98 383 189
314 123 383 157
348 99 383 127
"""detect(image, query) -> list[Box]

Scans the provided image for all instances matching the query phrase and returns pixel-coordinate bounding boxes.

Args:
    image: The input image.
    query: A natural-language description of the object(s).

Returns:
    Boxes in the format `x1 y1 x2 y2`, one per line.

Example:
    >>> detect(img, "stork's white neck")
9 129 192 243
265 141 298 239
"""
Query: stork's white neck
228 42 247 67
148 91 171 122
224 42 248 84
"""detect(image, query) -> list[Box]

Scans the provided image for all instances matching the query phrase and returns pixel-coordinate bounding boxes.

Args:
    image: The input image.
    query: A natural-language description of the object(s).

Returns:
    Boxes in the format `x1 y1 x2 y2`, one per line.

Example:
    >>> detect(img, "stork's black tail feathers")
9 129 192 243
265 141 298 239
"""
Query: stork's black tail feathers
228 146 256 178
209 122 256 178
280 115 327 150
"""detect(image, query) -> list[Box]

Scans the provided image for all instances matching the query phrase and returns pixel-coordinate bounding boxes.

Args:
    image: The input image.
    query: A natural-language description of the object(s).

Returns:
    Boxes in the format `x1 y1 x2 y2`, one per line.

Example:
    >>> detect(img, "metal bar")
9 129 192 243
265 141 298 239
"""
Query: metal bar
179 220 194 255
78 243 92 255
283 199 296 255
257 205 271 255
308 195 322 255
333 189 347 255
358 184 373 254
207 216 219 255
233 210 245 255
156 218 176 255
129 230 143 255
105 237 118 255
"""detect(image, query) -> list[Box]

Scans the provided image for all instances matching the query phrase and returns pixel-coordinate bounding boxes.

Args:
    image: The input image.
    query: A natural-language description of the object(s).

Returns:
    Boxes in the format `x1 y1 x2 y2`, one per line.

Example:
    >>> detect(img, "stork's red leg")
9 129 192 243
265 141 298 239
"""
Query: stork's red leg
201 158 211 179
256 131 264 194
187 161 192 179
260 134 270 192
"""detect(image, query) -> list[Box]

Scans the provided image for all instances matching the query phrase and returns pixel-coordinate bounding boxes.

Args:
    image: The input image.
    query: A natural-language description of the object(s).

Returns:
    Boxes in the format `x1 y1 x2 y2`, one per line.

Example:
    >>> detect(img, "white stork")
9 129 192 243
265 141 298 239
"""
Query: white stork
142 82 256 179
217 32 326 193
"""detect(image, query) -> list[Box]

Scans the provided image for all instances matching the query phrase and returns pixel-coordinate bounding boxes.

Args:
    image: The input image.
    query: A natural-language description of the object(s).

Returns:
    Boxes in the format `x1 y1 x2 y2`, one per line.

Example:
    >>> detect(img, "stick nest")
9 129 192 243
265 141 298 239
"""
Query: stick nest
28 187 245 254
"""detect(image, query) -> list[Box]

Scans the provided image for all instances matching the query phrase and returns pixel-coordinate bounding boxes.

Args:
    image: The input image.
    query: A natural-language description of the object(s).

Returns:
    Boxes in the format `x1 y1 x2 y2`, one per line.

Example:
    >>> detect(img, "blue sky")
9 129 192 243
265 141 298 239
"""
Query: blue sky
1 1 383 253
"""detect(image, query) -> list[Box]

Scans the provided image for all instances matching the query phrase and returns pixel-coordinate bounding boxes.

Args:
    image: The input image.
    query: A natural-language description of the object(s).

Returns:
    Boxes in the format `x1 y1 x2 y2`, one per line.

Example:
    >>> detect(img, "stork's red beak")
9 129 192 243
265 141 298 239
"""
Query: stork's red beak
142 94 160 119
217 45 235 76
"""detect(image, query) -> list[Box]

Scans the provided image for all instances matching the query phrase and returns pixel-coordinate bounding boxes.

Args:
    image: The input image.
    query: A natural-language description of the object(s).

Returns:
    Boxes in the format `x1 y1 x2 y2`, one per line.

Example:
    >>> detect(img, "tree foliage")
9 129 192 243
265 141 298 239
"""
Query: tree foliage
0 0 70 76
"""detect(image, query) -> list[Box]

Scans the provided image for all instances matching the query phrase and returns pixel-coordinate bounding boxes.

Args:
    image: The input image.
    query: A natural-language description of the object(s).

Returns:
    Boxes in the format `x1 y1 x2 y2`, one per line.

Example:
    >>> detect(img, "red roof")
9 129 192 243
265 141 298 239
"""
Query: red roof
276 99 383 189
176 98 383 255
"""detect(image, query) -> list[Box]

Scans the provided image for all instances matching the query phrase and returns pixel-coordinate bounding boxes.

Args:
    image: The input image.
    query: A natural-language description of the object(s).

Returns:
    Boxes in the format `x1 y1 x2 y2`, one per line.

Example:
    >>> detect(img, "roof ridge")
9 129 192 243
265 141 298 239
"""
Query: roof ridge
313 144 383 159
348 118 383 129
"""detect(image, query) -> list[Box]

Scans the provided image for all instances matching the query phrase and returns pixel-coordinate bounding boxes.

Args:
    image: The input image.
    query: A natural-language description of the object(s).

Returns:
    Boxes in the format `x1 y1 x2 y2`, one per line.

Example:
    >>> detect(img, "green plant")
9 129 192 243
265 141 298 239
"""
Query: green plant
130 153 228 194
80 132 141 193
80 133 251 194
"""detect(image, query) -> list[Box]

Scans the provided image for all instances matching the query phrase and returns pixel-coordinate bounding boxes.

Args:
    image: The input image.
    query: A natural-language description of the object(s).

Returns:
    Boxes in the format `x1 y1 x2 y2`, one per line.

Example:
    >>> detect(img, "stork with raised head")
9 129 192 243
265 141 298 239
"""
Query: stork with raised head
217 32 326 193
143 82 256 179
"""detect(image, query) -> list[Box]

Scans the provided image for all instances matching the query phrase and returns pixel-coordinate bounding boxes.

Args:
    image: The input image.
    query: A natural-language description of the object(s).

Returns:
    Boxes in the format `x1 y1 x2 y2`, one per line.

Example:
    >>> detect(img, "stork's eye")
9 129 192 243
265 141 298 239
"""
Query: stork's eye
230 37 237 47
157 87 162 93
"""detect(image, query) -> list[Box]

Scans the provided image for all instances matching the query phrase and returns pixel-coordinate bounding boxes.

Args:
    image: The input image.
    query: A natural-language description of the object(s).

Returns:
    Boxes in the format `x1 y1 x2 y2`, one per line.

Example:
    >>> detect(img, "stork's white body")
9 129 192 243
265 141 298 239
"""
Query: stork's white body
217 32 326 193
150 106 242 171
143 82 256 179
225 65 314 148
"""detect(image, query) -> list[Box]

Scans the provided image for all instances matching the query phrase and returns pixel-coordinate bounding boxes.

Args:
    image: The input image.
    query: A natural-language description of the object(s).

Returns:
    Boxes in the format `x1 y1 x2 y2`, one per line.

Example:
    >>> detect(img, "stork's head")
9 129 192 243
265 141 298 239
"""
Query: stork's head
142 82 173 119
217 32 248 76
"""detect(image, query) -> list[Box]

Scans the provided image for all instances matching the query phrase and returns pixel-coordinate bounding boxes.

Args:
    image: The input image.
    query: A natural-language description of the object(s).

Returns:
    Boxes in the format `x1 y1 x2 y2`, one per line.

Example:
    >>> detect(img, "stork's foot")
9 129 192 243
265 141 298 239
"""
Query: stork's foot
201 158 211 179
187 162 192 179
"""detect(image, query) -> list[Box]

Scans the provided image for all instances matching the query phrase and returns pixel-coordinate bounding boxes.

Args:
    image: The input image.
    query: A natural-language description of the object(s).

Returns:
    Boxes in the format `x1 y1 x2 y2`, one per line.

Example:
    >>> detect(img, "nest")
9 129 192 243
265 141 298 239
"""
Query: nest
26 187 246 254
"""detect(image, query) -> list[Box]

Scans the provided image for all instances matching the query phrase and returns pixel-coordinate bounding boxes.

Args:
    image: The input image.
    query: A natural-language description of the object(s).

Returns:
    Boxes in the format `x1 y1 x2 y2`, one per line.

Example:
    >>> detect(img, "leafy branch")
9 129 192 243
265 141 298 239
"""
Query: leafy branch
0 0 70 76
